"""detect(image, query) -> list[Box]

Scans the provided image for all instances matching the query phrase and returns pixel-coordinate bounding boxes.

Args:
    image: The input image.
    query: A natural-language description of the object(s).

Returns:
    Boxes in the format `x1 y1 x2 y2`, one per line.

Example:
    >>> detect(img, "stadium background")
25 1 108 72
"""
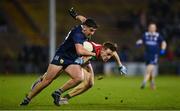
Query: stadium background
0 0 180 110
0 0 179 74
0 0 180 75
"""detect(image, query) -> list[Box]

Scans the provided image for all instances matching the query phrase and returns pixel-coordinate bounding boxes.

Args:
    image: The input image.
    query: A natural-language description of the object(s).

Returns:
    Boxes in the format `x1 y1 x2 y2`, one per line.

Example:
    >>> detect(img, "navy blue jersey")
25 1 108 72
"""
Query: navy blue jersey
142 32 164 65
51 25 88 67
142 32 164 55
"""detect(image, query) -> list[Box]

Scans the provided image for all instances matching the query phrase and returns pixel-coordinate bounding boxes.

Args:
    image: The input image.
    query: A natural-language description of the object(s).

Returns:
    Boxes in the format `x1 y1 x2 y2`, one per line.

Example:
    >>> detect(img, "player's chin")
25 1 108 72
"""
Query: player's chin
102 59 108 62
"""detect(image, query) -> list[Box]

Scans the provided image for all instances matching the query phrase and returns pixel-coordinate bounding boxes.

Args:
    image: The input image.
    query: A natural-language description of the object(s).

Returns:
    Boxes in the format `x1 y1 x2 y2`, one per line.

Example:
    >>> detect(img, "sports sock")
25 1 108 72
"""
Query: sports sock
25 96 31 102
143 80 146 85
31 78 43 90
55 89 64 95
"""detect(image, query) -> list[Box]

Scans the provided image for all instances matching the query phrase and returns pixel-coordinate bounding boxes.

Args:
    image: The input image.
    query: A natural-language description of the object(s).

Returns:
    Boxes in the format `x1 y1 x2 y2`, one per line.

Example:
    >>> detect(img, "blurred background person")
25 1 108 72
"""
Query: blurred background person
136 22 167 89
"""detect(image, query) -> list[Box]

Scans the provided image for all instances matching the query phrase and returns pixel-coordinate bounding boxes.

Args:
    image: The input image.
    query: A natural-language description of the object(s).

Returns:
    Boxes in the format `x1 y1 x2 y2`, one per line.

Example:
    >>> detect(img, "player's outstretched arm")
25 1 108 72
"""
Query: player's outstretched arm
113 51 122 67
68 7 87 23
76 15 87 23
113 51 127 75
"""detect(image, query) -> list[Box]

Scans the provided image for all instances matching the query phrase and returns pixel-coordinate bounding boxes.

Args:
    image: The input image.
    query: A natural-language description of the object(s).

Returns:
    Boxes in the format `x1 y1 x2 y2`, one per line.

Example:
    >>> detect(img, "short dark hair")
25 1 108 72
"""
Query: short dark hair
103 42 117 51
83 18 98 29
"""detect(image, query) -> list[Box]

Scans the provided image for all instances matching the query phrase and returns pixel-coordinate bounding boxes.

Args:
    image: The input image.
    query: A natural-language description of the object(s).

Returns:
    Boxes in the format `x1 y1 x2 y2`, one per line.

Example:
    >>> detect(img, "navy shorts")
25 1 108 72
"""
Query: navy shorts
145 54 158 65
51 54 79 69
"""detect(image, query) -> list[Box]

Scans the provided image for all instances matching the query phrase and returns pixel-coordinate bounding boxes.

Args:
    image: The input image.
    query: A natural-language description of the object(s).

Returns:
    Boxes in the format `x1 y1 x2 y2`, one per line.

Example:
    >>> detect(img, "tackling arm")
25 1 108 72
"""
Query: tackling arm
75 44 96 56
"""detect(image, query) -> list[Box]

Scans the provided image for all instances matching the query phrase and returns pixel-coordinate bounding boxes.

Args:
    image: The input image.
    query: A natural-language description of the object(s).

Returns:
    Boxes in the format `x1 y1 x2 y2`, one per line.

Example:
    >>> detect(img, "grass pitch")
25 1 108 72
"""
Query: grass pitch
0 74 180 110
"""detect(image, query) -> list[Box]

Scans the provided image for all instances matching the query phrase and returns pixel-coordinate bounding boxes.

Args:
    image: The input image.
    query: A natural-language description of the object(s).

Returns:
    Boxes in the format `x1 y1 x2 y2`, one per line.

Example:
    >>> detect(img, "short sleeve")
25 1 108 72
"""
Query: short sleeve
72 33 85 44
158 34 164 44
142 33 146 43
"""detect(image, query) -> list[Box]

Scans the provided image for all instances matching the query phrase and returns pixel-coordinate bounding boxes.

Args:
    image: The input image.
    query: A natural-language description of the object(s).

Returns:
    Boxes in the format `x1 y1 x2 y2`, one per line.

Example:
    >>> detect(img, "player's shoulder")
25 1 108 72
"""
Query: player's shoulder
71 25 84 37
72 25 82 32
144 32 160 37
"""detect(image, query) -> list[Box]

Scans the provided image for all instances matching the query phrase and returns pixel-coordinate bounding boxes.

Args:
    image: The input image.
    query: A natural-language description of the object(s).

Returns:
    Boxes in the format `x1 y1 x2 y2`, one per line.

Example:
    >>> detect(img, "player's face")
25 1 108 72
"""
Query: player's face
148 24 157 33
100 48 114 62
83 26 96 38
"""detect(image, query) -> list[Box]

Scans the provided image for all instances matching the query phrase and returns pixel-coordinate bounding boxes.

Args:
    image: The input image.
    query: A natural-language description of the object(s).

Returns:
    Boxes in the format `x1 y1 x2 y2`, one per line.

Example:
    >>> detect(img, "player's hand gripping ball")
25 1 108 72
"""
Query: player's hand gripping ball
75 41 94 65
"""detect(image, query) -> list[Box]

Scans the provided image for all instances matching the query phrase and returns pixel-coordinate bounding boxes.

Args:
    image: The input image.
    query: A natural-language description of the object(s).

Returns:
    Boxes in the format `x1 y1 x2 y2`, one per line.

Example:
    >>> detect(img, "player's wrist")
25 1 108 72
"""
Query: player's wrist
118 64 123 67
160 49 166 55
68 7 78 19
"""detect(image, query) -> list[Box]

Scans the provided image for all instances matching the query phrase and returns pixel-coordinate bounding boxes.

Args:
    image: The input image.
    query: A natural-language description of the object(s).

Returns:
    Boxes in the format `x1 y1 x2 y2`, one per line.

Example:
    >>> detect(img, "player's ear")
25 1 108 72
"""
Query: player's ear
82 25 87 31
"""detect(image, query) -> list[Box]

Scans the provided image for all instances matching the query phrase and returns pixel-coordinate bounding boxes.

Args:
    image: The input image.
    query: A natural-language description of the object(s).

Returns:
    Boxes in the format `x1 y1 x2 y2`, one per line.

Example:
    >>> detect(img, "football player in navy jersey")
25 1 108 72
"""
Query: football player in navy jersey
20 10 98 105
136 23 167 89
54 42 127 105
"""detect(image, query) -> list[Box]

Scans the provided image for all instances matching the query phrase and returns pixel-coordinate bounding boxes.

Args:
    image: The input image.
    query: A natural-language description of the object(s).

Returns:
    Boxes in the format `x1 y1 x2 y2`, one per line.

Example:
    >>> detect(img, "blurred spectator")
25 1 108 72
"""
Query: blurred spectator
2 54 13 74
175 44 180 58
18 45 48 73
0 11 7 32
166 46 175 61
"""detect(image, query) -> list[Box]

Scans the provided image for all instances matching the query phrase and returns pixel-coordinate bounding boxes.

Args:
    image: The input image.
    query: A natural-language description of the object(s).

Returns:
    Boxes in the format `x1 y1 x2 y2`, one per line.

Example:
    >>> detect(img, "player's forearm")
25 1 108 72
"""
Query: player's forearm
161 41 167 50
76 47 95 56
75 44 96 56
113 51 122 67
76 15 87 23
